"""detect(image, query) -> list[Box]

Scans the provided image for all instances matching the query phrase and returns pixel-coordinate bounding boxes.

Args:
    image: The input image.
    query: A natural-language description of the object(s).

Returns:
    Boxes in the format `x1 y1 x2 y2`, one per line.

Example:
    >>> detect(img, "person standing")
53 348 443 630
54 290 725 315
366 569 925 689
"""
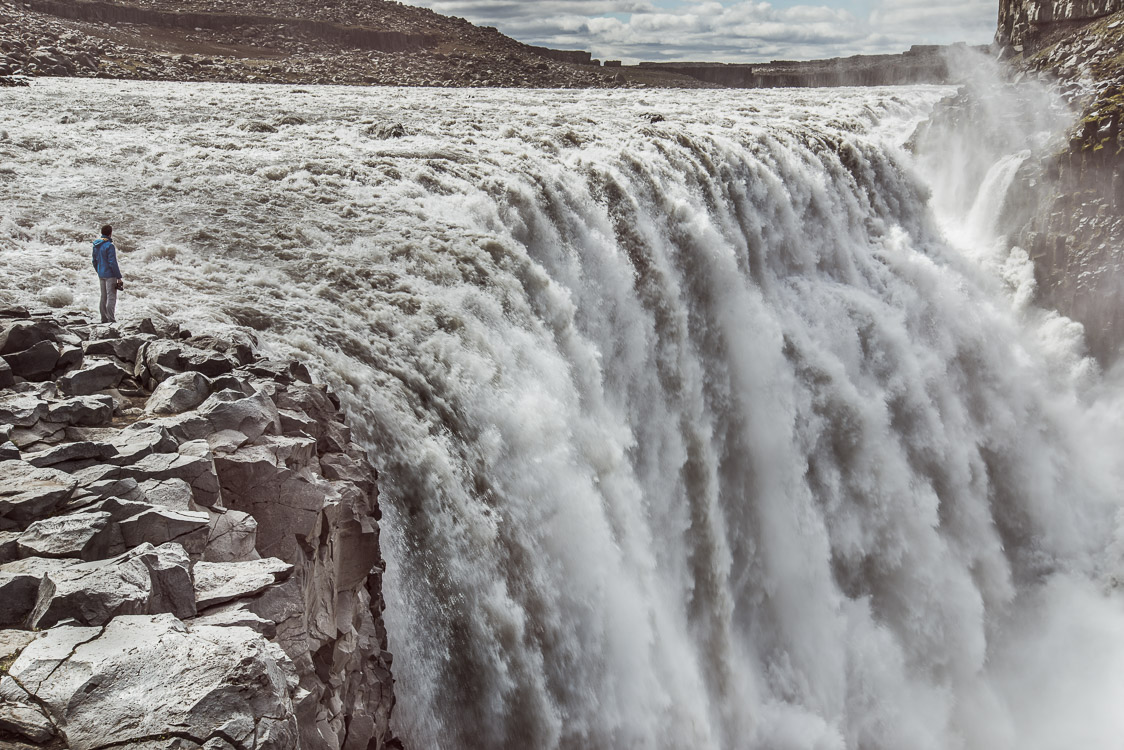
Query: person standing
92 224 123 323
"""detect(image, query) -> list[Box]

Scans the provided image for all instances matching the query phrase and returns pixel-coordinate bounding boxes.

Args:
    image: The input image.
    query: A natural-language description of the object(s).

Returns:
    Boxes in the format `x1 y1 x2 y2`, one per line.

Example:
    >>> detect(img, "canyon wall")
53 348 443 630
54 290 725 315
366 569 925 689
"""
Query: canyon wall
0 308 398 750
997 0 1124 50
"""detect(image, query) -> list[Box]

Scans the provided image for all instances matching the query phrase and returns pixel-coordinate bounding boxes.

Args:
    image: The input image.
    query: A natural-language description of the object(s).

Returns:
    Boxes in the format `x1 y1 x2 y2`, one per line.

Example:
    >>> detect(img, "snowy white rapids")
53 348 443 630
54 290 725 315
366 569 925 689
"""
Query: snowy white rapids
3 78 1124 750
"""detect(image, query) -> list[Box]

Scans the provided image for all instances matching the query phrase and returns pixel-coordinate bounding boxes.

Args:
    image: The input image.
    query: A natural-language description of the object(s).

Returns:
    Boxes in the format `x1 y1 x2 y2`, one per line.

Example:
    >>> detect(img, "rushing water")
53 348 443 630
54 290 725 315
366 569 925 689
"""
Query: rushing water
2 79 1123 750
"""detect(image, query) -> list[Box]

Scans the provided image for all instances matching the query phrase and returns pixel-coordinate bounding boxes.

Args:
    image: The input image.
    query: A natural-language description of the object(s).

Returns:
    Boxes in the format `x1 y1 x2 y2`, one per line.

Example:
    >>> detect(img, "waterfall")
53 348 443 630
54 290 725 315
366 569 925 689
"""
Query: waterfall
1 79 1122 750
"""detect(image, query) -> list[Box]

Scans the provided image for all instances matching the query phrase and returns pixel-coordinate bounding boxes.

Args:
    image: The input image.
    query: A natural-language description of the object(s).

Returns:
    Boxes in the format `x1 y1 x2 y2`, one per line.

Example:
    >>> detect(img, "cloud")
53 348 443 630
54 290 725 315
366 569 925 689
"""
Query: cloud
400 0 998 63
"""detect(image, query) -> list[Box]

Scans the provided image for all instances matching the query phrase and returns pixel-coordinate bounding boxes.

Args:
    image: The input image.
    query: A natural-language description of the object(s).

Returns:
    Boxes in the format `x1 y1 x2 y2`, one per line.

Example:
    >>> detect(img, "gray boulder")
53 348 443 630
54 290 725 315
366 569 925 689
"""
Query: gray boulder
5 614 298 749
136 340 235 385
137 478 196 512
193 557 293 609
0 359 12 388
203 508 258 562
0 700 57 745
216 444 332 560
189 601 277 638
57 360 127 396
321 452 377 494
55 344 84 373
0 393 47 426
0 557 77 628
84 495 152 520
82 477 147 504
46 394 114 426
275 385 336 437
83 335 149 362
278 407 318 437
0 319 68 355
107 424 178 464
25 439 118 469
139 390 279 447
85 440 222 508
145 370 212 415
1 340 59 380
120 507 210 559
29 542 195 628
16 510 124 561
0 530 18 563
8 419 66 449
0 461 77 529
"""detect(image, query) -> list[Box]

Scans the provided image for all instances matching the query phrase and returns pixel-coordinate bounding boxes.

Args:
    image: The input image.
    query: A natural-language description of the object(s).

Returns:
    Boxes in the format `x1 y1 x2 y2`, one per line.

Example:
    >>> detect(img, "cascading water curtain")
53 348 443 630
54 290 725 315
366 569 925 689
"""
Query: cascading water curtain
1 81 1122 750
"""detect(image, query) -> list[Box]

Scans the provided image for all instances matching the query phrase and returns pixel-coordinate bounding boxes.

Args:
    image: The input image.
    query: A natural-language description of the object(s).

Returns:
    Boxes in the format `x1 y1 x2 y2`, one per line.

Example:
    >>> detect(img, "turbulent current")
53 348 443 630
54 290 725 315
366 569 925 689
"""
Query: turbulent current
3 79 1124 750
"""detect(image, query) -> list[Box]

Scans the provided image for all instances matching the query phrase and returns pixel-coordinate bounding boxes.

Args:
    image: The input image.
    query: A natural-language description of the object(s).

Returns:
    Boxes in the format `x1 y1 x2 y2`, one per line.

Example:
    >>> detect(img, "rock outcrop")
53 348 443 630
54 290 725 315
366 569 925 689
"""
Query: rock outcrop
0 306 397 750
959 9 1124 363
997 0 1124 52
0 0 646 88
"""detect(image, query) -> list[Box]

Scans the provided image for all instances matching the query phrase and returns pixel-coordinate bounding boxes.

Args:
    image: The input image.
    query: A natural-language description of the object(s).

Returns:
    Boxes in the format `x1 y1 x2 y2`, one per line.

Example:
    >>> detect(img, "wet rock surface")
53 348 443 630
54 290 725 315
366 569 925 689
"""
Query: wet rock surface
0 308 396 749
991 10 1124 363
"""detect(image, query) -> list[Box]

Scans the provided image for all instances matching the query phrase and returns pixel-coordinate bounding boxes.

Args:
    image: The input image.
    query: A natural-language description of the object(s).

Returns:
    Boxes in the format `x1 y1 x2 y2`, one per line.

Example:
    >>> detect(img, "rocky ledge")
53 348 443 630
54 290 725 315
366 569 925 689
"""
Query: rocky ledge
0 307 397 749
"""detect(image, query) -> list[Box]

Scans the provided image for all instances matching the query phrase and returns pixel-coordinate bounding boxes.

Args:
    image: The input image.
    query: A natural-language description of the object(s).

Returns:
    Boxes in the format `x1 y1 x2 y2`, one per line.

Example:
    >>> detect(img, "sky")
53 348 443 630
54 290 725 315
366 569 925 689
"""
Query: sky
400 0 999 64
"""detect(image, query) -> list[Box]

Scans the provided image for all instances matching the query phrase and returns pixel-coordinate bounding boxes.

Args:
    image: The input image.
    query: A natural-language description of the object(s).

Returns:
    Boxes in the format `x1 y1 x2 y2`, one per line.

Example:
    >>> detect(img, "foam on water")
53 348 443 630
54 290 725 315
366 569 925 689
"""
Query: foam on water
1 79 1122 750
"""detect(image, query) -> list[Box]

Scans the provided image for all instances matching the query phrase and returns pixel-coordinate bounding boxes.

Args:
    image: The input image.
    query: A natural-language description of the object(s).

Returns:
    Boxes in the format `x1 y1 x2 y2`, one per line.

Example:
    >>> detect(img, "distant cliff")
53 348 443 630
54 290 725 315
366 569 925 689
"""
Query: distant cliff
985 5 1124 362
639 45 972 88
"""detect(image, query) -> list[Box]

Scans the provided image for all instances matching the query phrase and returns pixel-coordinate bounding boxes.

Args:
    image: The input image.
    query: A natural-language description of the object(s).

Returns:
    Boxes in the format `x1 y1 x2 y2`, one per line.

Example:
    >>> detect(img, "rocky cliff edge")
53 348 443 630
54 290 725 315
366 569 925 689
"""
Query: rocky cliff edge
0 305 398 750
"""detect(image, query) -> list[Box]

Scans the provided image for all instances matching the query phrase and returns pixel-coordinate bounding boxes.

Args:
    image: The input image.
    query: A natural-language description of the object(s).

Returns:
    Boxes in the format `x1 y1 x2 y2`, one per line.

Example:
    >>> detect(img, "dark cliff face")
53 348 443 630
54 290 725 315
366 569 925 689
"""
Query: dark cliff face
988 9 1124 363
636 46 961 88
997 0 1124 51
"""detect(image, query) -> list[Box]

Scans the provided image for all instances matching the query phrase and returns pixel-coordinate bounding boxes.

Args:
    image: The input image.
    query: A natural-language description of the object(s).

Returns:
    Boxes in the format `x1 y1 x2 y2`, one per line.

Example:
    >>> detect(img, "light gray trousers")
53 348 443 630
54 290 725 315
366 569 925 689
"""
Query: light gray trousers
99 277 118 323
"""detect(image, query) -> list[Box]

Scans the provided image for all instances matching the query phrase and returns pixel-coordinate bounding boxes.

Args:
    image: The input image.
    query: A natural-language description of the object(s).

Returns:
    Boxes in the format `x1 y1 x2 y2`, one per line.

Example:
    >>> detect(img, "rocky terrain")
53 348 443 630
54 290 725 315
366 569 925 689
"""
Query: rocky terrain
986 1 1124 362
0 0 698 88
0 306 397 749
0 0 967 89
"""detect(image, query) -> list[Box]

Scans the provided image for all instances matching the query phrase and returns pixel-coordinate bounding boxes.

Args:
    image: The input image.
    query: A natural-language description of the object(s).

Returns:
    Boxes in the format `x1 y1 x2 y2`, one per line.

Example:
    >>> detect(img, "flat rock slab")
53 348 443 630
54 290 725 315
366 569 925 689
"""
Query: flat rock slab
57 360 127 396
0 460 78 529
46 395 114 427
0 319 68 355
0 394 48 427
0 557 78 628
82 478 147 504
2 340 60 380
120 507 209 558
203 509 258 563
193 557 293 609
29 542 195 628
5 614 298 750
0 700 57 745
17 510 124 561
0 530 18 563
83 336 149 362
25 440 119 469
189 601 276 638
145 370 211 415
106 425 178 464
78 441 222 508
137 478 195 512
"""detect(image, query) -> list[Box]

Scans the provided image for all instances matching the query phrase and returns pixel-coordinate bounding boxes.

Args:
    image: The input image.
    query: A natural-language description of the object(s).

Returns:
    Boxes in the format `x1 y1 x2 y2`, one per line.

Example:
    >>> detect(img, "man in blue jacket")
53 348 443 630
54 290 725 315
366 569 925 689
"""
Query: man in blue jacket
92 224 124 323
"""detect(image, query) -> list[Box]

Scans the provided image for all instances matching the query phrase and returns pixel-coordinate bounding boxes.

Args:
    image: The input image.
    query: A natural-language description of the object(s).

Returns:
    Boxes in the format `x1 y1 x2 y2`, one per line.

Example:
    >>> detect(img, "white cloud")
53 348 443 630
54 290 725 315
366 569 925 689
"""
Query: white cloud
401 0 998 63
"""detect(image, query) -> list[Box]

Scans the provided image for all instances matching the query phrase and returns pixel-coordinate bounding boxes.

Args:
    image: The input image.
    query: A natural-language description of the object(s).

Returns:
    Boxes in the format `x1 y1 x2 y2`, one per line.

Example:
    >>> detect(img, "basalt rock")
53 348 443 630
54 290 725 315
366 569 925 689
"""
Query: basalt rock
0 308 397 749
4 614 299 749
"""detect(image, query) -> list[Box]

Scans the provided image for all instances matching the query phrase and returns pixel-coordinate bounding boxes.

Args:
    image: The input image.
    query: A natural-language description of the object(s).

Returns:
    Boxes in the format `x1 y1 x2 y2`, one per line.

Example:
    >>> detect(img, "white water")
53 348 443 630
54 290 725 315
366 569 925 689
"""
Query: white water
2 80 1123 750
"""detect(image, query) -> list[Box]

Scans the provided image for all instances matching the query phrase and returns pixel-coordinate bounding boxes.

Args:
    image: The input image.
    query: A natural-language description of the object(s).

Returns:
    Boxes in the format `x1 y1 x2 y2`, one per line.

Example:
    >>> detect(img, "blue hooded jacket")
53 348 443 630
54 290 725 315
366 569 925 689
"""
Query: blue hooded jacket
92 237 121 279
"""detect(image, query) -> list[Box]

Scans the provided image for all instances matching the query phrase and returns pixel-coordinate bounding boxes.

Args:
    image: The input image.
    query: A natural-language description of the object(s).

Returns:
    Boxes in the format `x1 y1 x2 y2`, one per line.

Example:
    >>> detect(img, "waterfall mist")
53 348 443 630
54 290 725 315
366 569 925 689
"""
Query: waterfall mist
1 78 1122 749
